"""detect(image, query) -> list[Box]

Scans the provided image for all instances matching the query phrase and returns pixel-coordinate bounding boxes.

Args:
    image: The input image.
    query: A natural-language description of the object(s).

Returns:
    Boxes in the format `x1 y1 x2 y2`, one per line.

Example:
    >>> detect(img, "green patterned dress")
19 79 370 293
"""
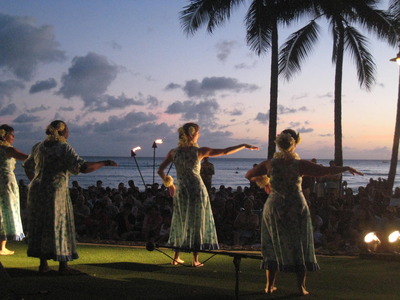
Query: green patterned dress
0 146 25 241
168 147 219 251
23 141 85 261
261 159 319 272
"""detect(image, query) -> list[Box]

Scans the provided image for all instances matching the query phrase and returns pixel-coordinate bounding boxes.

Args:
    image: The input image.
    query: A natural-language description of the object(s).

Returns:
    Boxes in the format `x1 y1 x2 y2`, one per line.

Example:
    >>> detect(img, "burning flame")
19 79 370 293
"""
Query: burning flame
132 146 141 152
364 232 380 243
389 231 400 243
154 139 163 144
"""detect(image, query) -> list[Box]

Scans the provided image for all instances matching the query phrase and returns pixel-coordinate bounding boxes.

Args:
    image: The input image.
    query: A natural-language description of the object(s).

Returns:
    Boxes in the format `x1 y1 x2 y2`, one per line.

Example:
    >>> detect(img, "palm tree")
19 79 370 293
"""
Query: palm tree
387 0 400 191
390 0 400 20
279 0 397 166
180 0 315 159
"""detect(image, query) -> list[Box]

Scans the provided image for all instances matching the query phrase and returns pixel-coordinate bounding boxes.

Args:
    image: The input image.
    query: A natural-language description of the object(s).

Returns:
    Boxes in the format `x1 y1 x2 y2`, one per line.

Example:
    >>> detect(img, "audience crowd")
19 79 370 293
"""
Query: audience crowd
17 172 400 255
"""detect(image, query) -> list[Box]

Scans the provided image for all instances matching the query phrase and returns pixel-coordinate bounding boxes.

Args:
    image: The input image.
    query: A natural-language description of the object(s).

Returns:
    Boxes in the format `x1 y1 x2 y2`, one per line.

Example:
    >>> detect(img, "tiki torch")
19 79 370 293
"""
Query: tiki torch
152 139 163 184
131 146 146 190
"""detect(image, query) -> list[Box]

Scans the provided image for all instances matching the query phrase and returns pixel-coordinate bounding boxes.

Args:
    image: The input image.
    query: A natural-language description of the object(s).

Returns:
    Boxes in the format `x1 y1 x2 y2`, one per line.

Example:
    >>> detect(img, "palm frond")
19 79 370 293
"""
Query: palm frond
274 0 319 27
350 5 398 46
245 0 320 56
390 0 400 22
245 0 273 55
180 0 245 36
278 20 319 81
389 0 400 37
344 26 376 90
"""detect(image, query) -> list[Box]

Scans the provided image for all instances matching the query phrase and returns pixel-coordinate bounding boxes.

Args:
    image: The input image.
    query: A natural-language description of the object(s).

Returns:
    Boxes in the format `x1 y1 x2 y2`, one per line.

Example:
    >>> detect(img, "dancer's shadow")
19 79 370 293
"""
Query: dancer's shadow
3 268 37 277
87 262 162 272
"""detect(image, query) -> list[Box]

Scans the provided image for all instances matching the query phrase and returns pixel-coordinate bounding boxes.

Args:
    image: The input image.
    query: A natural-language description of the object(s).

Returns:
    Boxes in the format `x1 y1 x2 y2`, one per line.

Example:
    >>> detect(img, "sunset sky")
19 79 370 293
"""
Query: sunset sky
0 0 398 160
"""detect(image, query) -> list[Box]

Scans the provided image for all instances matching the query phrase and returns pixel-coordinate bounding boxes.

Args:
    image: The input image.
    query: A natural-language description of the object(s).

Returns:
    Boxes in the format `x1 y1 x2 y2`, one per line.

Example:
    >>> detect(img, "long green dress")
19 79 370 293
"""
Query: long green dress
23 141 85 261
168 147 219 251
261 159 319 272
0 146 25 241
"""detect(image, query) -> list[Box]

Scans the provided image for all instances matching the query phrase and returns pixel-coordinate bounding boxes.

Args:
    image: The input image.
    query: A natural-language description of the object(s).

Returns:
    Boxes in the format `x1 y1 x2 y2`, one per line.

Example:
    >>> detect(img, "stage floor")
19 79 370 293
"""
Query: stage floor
1 241 400 299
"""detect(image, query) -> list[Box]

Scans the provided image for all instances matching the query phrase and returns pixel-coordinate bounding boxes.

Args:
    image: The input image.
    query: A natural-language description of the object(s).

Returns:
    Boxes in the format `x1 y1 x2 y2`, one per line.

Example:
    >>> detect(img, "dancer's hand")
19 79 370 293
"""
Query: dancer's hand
245 144 259 151
347 167 363 176
168 185 176 197
264 183 271 194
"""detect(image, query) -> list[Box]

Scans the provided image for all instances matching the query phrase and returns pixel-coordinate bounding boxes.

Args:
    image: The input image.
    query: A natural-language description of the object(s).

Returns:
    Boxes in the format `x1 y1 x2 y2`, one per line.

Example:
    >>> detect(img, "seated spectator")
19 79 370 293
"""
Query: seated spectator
103 196 119 220
86 201 110 239
112 193 124 210
219 199 239 245
111 202 137 241
322 211 345 252
150 183 160 195
73 194 91 238
342 188 355 210
213 191 227 212
70 180 83 203
348 197 378 249
154 194 172 213
135 211 146 238
85 189 98 210
128 180 139 195
94 180 106 195
310 206 324 248
143 189 156 207
155 209 172 243
142 204 163 242
233 198 259 246
118 182 127 195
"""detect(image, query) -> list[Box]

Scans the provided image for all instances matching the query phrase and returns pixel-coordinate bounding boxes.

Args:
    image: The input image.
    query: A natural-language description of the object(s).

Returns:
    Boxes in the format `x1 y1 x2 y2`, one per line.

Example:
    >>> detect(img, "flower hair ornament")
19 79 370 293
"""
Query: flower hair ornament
178 126 199 147
0 129 6 139
0 129 11 147
45 122 67 144
273 131 301 160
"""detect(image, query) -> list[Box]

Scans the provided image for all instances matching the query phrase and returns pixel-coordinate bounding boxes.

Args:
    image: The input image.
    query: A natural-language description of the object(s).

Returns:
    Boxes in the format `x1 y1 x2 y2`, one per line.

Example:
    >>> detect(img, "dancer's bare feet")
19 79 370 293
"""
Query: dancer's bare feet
191 261 204 267
265 286 277 294
171 258 184 265
0 248 14 255
39 265 51 273
299 287 309 296
297 271 309 296
38 259 58 275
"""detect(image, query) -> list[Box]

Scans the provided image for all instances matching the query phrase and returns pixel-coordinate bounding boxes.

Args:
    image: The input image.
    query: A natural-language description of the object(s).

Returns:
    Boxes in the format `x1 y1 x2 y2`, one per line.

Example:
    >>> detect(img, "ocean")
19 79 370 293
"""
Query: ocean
13 156 400 192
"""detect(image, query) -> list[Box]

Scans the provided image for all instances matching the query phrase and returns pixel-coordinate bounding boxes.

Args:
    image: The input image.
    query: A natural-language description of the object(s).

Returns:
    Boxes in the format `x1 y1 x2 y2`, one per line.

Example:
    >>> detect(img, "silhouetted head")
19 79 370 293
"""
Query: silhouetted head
178 122 200 147
275 129 301 152
45 120 68 143
0 124 14 142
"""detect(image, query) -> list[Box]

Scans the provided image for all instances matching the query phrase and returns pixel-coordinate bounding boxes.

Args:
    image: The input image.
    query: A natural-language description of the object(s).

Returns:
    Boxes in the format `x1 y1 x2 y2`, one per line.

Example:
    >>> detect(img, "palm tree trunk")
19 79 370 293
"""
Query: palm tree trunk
334 31 344 167
268 22 279 159
388 69 400 192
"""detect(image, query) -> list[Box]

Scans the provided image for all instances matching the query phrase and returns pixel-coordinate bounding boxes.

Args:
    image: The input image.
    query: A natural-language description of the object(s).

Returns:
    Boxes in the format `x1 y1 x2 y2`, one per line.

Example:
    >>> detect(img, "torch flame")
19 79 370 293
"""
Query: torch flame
155 139 163 144
364 232 380 243
389 231 400 243
132 146 141 152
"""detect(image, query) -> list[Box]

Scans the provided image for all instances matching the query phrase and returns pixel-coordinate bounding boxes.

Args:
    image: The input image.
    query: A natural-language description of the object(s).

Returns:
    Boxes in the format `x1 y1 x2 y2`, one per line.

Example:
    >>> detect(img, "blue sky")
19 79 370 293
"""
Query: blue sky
0 0 398 159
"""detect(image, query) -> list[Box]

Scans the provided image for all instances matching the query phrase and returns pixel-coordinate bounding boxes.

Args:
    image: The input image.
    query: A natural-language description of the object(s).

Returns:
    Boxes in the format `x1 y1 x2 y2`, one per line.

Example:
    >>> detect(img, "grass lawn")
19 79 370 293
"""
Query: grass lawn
1 241 400 300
